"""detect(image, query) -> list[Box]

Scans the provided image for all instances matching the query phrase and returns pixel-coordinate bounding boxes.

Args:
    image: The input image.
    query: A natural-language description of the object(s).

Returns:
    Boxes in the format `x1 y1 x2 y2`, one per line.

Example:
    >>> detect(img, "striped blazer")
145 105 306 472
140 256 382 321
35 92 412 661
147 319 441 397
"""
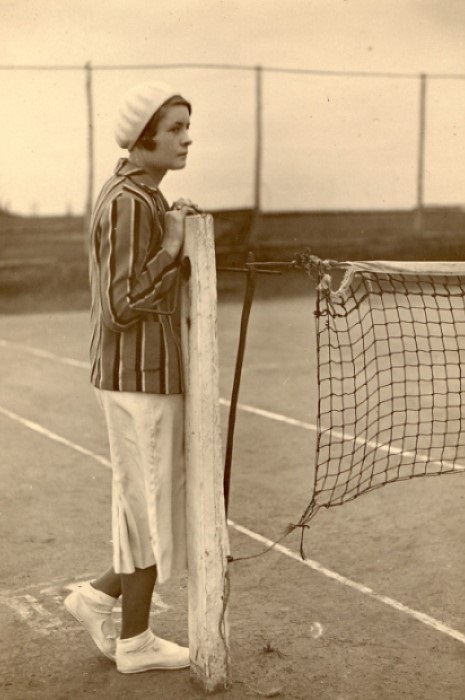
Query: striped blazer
89 158 183 394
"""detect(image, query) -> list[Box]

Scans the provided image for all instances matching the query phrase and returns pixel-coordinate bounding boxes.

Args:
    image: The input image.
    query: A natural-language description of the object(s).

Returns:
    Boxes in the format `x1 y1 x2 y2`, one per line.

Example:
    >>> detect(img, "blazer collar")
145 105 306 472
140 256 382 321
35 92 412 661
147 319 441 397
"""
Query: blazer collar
114 158 159 193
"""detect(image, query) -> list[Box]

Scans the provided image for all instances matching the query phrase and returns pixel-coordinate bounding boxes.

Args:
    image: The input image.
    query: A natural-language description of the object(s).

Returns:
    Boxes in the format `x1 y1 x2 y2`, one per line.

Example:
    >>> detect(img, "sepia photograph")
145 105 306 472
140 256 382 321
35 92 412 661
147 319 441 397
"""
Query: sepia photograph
1 1 464 698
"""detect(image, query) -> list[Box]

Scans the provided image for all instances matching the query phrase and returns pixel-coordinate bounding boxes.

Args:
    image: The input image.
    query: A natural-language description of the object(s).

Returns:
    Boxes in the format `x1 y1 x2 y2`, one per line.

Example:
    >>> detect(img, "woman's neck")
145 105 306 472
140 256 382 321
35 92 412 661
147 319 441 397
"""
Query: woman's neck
128 151 166 186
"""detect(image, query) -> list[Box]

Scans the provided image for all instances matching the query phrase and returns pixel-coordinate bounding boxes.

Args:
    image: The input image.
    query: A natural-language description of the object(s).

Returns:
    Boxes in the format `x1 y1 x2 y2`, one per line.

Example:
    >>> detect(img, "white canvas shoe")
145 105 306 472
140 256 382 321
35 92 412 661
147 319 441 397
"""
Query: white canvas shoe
116 629 190 674
64 583 117 661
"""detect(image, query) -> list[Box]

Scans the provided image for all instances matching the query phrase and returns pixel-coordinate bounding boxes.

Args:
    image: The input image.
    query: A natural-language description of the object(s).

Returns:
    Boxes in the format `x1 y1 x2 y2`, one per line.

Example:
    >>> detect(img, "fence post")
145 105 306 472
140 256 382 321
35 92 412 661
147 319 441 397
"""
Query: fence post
244 64 263 251
254 64 263 219
84 61 94 239
414 72 427 232
180 214 231 693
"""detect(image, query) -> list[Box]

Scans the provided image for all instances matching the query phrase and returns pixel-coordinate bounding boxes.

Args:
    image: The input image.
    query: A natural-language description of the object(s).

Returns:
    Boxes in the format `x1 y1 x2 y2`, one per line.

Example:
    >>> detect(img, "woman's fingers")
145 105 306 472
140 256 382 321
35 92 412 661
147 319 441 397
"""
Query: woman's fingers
171 198 203 213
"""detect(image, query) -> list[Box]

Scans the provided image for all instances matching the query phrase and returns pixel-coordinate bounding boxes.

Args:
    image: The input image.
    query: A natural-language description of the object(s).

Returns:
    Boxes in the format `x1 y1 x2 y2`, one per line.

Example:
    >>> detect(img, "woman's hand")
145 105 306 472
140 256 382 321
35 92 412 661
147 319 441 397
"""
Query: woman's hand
170 198 203 214
163 199 203 258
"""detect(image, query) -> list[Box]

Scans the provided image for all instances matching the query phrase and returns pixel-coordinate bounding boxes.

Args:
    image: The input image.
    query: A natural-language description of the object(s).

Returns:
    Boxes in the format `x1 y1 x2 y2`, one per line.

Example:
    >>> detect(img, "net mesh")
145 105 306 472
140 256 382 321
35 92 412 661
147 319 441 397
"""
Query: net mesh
299 259 465 528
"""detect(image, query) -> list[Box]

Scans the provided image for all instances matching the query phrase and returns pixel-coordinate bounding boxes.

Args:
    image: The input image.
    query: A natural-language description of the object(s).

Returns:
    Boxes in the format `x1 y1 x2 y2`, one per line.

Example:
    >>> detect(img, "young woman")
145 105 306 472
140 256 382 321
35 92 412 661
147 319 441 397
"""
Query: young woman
65 82 200 674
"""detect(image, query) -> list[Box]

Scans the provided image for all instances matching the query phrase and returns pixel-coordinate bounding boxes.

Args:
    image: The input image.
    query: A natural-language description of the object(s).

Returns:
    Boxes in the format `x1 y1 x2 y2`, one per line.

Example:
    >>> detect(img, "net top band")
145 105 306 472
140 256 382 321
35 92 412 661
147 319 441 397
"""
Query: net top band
338 260 465 276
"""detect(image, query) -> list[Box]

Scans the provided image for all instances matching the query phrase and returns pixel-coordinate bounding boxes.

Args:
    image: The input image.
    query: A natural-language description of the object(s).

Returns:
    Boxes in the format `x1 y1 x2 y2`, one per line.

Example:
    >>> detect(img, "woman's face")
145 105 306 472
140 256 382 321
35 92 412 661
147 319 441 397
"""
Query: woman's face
144 104 192 172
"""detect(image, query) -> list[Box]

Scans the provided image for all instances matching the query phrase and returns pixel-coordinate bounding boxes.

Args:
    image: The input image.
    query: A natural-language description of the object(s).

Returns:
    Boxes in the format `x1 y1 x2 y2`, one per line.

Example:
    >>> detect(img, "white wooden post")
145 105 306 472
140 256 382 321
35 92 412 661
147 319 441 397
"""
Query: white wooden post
180 214 231 693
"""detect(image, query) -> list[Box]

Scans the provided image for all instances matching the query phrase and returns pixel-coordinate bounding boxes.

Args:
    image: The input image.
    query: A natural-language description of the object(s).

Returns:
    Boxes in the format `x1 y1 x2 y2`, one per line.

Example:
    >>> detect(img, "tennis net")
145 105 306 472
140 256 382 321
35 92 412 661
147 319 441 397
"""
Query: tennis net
299 259 465 528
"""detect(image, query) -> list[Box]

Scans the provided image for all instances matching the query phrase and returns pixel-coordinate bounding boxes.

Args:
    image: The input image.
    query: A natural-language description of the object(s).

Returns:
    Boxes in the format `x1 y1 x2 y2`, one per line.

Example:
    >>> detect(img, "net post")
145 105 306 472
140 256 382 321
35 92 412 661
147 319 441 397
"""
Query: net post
180 214 231 693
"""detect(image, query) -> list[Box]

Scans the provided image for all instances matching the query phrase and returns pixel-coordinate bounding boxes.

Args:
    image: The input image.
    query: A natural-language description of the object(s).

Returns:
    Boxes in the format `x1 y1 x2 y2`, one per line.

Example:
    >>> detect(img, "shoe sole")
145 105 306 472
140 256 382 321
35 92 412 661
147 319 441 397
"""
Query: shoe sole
64 593 116 662
117 662 190 674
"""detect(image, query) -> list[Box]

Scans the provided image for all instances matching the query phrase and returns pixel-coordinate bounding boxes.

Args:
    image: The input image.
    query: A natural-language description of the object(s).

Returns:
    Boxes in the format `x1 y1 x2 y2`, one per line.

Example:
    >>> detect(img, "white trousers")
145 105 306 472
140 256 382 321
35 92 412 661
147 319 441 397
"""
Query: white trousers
95 389 187 584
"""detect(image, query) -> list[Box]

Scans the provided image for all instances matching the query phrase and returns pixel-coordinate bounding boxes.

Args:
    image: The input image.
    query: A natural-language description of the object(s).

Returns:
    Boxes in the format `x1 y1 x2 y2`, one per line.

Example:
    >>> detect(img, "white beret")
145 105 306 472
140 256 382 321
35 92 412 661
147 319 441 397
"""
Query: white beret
115 81 178 150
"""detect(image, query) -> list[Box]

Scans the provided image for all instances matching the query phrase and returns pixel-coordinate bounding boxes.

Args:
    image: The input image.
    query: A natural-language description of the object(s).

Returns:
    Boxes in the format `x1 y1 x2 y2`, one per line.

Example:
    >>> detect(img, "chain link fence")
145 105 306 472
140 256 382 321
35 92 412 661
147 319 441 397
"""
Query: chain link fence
0 63 464 220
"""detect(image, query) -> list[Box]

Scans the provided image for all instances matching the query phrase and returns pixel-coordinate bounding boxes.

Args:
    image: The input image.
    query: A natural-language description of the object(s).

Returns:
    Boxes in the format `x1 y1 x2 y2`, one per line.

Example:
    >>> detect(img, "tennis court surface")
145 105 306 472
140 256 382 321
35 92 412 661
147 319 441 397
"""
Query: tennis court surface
1 288 465 699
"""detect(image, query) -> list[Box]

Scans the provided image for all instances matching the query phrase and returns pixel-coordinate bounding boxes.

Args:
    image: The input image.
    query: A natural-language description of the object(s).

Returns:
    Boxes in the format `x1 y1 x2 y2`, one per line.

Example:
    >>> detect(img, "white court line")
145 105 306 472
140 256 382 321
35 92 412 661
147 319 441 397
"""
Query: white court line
219 399 465 473
0 339 307 373
23 594 55 619
0 572 170 637
0 399 464 647
219 397 317 430
2 338 464 473
2 594 63 636
6 597 34 621
228 521 465 645
0 339 88 369
0 405 111 468
325 426 465 473
0 338 317 429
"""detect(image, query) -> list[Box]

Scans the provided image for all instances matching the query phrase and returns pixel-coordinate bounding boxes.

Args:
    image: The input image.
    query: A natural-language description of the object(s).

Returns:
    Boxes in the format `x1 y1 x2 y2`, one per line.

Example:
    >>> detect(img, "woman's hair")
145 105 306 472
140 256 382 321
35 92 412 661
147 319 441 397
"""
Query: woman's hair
136 95 191 150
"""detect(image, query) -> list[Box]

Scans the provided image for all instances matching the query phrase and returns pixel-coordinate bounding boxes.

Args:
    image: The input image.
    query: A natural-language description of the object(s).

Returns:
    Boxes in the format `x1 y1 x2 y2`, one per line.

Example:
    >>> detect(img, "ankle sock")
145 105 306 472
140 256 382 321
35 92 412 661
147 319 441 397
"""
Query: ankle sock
81 582 118 609
118 628 152 652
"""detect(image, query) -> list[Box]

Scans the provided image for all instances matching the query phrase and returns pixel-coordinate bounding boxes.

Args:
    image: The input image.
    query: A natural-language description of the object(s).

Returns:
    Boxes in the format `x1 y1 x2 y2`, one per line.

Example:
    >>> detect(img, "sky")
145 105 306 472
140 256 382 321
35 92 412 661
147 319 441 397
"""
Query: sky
0 0 464 215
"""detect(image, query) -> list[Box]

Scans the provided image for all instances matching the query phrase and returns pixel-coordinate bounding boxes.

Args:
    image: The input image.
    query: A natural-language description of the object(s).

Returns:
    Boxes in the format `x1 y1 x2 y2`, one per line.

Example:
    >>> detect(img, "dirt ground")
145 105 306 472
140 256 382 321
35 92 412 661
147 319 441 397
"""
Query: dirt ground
1 280 465 699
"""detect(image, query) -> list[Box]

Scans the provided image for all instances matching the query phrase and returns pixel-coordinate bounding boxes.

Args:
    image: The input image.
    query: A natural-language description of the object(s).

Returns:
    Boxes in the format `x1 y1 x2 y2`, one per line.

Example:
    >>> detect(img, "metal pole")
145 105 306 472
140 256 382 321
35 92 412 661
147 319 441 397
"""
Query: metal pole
415 73 427 232
223 252 257 514
84 61 94 237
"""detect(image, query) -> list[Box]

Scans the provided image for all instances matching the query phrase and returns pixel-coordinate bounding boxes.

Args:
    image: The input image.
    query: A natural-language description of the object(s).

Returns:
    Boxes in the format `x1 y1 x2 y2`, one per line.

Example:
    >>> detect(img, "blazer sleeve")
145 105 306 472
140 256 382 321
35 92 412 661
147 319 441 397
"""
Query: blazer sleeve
98 193 179 332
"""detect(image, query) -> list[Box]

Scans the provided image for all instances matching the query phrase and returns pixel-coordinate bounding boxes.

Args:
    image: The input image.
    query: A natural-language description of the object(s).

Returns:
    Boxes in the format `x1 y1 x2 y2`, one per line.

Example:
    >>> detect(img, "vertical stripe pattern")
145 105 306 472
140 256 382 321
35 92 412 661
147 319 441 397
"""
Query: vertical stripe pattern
90 158 183 395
